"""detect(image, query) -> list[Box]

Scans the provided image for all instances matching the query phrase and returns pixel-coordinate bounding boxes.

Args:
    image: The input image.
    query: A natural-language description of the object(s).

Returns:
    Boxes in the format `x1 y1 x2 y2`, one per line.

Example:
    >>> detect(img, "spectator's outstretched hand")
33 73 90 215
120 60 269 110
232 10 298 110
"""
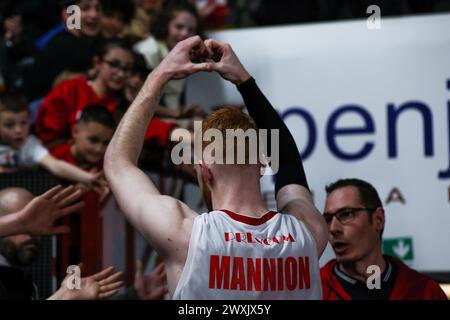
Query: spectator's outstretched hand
88 169 111 205
74 169 110 205
87 169 108 189
204 39 251 85
18 185 84 236
157 36 213 80
134 260 168 300
50 265 124 300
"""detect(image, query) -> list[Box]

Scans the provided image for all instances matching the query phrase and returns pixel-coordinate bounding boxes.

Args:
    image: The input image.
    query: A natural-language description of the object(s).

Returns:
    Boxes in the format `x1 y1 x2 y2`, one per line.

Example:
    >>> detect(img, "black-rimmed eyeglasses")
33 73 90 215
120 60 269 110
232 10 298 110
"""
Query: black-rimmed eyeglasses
103 59 133 74
322 207 376 225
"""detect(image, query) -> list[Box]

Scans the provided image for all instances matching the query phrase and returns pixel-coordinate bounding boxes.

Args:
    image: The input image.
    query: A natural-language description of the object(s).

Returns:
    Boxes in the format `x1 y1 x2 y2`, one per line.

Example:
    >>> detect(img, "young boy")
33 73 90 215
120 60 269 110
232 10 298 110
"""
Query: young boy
50 104 115 278
51 104 115 171
0 93 102 186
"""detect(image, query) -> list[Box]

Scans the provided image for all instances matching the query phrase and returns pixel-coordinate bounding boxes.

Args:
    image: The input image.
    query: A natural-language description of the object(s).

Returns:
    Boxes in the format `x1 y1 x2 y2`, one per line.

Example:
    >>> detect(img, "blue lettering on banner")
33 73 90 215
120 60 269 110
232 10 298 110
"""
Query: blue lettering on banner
277 79 450 180
326 105 375 160
387 101 433 158
438 79 450 178
281 108 317 161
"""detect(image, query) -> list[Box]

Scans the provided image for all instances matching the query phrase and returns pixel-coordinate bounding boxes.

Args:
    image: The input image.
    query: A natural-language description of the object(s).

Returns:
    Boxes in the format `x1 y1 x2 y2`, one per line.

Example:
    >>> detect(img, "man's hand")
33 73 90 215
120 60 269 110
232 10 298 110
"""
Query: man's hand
156 36 213 81
17 185 84 236
51 265 124 300
134 260 168 300
204 39 251 85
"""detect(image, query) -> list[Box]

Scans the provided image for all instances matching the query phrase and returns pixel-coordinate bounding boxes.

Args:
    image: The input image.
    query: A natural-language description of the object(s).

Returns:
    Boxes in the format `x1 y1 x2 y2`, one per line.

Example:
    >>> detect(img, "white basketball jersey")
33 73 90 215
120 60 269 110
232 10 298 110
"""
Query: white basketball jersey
172 209 322 300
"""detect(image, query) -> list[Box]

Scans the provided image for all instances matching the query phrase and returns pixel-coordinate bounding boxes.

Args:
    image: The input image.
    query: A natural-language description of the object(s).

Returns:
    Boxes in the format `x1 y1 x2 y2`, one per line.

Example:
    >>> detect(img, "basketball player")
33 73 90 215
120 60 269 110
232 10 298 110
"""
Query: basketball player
105 36 328 299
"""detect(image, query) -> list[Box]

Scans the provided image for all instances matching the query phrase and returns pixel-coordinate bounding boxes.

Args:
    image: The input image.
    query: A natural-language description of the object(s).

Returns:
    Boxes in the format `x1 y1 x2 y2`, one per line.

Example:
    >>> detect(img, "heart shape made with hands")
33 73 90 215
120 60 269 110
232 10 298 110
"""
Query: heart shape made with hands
189 41 223 65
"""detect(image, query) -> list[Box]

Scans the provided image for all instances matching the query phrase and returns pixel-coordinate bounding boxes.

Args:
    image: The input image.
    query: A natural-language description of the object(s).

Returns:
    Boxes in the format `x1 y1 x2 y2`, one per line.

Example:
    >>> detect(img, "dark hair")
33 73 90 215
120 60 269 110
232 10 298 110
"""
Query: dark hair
95 38 132 60
0 92 29 113
2 1 25 19
151 1 203 41
100 0 135 24
131 52 151 80
325 178 384 237
77 104 116 129
58 0 78 9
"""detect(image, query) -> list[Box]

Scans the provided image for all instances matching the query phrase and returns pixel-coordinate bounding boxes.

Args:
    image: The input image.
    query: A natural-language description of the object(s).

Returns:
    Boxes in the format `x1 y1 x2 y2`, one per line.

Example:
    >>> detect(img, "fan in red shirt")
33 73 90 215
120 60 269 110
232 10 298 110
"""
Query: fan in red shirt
321 178 447 300
35 39 178 151
51 104 116 278
51 104 114 171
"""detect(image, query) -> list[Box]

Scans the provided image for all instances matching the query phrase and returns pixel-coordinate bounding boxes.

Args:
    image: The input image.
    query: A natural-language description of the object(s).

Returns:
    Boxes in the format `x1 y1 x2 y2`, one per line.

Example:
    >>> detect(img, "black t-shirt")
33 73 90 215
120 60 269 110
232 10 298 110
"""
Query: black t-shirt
24 30 98 100
333 260 397 300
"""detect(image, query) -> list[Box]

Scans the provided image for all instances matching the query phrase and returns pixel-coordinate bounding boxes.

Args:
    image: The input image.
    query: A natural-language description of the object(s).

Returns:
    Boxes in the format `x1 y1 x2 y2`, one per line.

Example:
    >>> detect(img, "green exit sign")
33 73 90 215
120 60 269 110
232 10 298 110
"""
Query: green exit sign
383 237 414 261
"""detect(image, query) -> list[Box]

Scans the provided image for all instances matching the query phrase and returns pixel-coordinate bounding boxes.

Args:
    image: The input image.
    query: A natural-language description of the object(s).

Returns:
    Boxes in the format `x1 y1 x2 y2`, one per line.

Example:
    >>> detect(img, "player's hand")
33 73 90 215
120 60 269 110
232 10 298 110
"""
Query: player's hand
157 36 213 80
204 39 251 85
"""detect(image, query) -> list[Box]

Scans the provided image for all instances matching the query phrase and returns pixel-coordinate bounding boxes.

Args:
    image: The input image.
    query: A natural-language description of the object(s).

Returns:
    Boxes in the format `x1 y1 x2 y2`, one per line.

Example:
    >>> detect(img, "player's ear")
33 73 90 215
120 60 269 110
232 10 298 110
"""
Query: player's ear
259 153 269 178
199 160 212 184
373 207 385 235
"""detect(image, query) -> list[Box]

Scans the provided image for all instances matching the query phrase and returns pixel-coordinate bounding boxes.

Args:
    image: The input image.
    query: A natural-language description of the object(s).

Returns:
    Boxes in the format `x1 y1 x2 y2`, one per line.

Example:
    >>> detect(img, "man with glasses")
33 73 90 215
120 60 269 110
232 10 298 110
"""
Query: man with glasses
320 178 447 300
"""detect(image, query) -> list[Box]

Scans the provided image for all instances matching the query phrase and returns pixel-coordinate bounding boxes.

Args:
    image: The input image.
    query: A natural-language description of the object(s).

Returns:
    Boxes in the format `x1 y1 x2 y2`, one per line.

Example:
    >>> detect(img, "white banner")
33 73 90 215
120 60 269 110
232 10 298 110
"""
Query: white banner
186 14 450 271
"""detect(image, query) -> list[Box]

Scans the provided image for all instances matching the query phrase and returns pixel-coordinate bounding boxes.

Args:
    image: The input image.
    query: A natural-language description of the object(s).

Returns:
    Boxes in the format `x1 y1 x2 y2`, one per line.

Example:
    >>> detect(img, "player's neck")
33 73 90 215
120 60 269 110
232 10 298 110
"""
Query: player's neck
339 248 385 281
211 179 268 218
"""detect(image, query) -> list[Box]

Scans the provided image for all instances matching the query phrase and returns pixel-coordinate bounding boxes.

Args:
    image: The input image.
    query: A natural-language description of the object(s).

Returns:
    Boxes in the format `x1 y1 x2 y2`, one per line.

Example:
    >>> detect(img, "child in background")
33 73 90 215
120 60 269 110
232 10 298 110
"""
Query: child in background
0 92 103 187
51 104 115 171
134 1 203 119
51 104 115 278
35 40 133 151
51 104 114 201
35 39 177 152
99 0 135 40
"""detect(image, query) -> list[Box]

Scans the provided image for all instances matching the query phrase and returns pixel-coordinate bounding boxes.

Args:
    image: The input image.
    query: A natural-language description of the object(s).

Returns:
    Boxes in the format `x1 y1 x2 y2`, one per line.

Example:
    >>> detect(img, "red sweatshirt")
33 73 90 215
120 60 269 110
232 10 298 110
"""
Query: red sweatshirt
35 76 177 148
321 255 448 300
51 142 102 170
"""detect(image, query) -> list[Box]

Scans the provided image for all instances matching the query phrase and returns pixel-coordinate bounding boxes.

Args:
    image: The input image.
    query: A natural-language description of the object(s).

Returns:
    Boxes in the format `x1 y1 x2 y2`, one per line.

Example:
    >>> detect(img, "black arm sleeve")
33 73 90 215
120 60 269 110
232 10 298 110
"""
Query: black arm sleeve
237 77 310 194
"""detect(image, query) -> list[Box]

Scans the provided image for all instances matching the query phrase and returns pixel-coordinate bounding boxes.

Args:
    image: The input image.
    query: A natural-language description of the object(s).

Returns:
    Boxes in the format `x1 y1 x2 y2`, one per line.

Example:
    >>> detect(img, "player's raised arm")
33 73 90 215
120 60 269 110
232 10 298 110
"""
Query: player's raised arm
104 36 212 259
207 39 328 256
